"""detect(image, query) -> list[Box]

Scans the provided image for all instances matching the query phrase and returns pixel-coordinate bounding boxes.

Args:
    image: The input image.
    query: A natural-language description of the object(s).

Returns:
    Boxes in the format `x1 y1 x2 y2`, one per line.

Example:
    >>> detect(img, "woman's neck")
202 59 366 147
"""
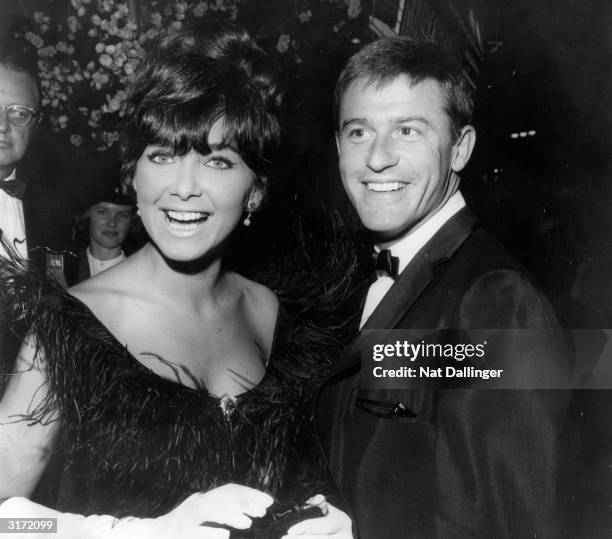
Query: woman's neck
134 243 225 308
89 243 123 261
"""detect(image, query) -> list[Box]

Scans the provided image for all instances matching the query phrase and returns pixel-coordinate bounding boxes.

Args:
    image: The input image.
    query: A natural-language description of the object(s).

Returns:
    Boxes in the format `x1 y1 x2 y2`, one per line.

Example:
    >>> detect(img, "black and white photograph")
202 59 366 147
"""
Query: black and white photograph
0 0 610 537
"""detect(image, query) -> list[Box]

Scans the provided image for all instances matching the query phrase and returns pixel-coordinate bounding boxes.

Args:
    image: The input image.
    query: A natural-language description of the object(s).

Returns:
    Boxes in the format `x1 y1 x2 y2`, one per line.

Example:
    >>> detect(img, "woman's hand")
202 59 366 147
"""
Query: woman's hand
157 483 274 537
282 495 353 539
0 485 273 539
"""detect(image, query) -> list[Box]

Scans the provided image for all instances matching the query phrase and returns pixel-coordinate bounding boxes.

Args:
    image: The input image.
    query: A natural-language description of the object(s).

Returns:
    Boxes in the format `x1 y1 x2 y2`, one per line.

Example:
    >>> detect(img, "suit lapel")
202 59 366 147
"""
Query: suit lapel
328 208 479 377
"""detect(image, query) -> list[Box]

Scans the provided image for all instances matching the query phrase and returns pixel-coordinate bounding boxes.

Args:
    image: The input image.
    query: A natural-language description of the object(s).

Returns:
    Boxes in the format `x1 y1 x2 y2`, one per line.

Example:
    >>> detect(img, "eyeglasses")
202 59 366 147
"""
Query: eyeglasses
0 105 41 127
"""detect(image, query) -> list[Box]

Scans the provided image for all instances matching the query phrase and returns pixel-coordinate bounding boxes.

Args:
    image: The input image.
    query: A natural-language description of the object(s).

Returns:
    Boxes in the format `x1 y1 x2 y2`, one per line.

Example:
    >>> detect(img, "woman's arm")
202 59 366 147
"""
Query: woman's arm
0 340 58 501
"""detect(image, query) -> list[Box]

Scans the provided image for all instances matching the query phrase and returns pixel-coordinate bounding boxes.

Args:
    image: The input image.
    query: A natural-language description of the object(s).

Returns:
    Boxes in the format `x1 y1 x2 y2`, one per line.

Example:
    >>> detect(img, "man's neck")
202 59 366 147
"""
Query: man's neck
88 244 123 261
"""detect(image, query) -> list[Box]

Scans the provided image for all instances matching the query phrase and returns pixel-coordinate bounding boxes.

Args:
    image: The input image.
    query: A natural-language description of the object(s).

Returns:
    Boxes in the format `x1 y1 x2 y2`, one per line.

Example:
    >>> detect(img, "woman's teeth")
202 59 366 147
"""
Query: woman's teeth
366 182 406 192
164 210 209 230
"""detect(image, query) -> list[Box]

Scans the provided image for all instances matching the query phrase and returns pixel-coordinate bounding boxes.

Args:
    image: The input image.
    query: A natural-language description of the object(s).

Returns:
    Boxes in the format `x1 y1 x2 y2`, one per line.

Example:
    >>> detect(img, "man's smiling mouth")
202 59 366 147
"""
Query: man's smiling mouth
365 182 407 192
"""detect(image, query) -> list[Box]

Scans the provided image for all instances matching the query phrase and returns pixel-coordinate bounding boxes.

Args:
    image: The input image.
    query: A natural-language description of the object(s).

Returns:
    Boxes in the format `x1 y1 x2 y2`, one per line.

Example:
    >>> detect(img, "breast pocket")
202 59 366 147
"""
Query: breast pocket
355 387 438 423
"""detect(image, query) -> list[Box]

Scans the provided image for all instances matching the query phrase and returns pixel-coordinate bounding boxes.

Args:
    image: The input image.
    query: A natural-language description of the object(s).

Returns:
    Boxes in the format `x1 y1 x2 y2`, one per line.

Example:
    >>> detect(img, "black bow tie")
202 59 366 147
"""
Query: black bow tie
0 179 26 200
373 249 399 278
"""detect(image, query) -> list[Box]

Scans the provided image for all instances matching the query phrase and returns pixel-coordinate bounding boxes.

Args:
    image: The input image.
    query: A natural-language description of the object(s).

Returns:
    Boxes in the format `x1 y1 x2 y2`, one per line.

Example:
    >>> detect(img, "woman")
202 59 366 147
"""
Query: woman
67 175 137 285
0 26 351 538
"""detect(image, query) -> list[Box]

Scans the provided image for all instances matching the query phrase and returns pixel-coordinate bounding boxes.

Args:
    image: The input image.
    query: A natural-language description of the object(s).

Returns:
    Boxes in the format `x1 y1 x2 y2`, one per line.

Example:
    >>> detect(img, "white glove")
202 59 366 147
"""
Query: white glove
282 494 353 538
0 484 273 539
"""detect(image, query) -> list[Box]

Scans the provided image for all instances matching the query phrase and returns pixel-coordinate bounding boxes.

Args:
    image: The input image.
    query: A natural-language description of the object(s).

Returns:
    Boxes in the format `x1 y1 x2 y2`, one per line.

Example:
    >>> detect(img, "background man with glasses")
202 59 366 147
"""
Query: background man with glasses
0 40 73 392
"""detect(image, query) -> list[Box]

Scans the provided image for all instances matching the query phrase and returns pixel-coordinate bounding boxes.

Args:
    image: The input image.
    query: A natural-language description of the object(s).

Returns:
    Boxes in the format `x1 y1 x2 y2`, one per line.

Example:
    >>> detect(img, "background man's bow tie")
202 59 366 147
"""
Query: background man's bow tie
0 179 26 200
373 249 399 278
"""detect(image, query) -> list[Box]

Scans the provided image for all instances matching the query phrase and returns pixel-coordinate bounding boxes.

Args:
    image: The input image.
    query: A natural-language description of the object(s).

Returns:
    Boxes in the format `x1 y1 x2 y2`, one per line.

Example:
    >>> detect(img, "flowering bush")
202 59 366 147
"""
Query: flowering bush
14 0 367 150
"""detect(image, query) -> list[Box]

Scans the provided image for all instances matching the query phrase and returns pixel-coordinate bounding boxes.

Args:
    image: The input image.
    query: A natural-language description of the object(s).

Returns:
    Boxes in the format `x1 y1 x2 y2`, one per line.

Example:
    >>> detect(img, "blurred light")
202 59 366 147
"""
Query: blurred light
528 130 536 136
510 133 519 139
519 131 527 137
493 168 499 173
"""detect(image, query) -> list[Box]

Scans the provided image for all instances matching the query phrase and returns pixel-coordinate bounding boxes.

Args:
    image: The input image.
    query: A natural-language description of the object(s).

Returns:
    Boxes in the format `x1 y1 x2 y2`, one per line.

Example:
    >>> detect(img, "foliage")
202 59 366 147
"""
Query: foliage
13 0 368 150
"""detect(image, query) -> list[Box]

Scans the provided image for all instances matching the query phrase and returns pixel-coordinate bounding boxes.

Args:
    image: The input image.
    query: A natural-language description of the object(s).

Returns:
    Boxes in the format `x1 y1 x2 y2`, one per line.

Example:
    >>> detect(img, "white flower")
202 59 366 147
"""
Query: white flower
77 6 86 16
99 54 113 67
67 15 79 33
149 12 162 26
193 1 207 17
56 41 67 53
91 14 101 26
105 44 116 54
298 10 312 23
58 115 68 128
276 34 290 54
33 12 45 24
123 61 136 75
88 28 98 37
171 20 183 30
95 42 105 54
346 0 361 19
70 134 84 146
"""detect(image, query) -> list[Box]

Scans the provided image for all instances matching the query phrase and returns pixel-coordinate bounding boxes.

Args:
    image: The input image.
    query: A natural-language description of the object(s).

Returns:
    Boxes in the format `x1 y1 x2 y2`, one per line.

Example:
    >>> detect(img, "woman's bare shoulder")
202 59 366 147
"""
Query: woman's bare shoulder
68 258 137 312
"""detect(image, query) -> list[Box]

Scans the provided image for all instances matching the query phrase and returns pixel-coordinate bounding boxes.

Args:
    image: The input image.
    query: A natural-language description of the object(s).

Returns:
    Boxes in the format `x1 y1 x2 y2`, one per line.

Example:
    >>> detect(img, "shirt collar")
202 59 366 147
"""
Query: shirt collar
3 169 17 182
375 191 466 275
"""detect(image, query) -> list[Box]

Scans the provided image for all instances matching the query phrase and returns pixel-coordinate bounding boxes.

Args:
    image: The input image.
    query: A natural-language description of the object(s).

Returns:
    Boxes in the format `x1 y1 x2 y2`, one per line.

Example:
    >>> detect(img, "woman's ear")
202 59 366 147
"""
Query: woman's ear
450 125 476 173
247 184 265 211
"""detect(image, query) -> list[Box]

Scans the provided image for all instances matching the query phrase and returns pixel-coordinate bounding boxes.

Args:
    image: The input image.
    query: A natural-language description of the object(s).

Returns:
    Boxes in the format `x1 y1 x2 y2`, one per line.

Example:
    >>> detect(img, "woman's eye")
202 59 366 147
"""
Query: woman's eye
205 157 232 169
148 151 175 165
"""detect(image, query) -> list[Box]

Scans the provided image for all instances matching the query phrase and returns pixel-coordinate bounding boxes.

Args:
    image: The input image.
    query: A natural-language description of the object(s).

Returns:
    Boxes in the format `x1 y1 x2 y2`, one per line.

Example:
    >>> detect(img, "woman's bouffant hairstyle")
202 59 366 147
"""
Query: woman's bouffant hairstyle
119 25 282 196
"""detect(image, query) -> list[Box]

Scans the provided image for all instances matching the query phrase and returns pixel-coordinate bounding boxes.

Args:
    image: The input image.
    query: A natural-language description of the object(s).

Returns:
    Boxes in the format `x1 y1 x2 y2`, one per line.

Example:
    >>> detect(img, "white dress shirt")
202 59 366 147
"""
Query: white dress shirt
360 191 466 328
0 168 28 259
87 248 126 277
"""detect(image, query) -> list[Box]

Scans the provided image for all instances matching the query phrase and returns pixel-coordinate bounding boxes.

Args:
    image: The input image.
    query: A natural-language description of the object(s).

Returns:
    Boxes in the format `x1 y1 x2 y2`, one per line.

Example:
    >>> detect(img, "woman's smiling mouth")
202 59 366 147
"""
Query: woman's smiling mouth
163 210 210 230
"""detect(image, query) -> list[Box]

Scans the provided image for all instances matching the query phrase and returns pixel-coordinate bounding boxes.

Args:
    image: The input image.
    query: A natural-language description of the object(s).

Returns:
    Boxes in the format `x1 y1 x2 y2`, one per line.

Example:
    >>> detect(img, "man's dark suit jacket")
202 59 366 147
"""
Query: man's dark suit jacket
315 208 572 538
0 168 73 393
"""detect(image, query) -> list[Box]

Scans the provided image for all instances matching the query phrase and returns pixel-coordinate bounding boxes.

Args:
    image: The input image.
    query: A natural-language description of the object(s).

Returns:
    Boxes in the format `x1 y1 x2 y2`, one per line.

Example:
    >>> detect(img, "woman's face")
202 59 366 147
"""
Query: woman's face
133 118 260 263
88 202 134 251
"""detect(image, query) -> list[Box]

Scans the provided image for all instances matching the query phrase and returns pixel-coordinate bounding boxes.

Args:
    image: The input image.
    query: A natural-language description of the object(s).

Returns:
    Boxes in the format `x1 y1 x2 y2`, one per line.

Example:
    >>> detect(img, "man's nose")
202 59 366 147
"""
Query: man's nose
366 134 398 172
107 213 118 228
171 161 204 200
0 110 10 133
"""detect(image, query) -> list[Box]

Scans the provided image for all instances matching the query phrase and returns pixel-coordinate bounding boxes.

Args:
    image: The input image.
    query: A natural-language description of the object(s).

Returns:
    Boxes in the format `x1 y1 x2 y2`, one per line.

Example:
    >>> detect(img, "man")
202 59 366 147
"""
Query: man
316 38 571 538
0 40 71 271
0 41 72 389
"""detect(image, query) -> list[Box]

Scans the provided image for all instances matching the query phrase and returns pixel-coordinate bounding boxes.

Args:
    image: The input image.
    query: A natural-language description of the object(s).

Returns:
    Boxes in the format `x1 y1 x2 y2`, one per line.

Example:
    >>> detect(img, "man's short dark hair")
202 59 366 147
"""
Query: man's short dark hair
0 38 41 101
334 37 473 140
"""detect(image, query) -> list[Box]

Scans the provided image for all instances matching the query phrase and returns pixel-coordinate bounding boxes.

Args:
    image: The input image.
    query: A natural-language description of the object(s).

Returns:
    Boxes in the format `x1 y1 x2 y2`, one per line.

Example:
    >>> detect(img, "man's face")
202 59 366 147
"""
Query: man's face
0 65 39 172
336 75 474 245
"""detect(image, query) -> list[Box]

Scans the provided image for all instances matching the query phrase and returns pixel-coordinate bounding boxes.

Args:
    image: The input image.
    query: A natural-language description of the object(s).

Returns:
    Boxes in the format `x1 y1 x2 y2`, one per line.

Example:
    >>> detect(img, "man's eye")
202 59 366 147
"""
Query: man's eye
205 157 232 169
348 128 366 138
398 126 417 137
148 151 175 165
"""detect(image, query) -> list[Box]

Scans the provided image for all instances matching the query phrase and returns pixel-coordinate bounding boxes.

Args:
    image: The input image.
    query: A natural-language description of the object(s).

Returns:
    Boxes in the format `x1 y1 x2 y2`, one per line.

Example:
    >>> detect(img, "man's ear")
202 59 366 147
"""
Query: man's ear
450 125 476 173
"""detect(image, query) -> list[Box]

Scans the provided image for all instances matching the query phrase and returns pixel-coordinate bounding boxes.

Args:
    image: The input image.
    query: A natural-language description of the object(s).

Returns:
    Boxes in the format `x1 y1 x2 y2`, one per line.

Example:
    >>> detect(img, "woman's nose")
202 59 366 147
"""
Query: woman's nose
171 160 204 200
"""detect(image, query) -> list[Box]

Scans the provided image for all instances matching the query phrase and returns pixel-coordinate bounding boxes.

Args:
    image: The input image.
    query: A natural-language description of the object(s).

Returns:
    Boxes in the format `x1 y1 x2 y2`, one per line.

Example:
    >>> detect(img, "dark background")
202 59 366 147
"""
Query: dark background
1 0 611 327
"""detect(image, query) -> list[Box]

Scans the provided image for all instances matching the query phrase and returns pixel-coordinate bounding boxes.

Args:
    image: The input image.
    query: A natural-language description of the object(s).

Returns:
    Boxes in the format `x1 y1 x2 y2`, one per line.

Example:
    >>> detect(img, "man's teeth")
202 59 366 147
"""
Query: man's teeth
366 182 406 192
164 210 209 229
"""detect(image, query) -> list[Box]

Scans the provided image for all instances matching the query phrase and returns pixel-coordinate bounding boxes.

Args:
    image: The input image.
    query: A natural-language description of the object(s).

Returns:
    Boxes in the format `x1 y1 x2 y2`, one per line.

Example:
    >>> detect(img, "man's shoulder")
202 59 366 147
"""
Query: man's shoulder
412 220 557 329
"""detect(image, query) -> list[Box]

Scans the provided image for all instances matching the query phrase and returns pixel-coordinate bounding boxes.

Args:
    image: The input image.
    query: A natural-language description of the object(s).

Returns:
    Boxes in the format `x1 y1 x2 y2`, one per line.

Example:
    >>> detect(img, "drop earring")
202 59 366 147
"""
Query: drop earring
243 202 256 226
